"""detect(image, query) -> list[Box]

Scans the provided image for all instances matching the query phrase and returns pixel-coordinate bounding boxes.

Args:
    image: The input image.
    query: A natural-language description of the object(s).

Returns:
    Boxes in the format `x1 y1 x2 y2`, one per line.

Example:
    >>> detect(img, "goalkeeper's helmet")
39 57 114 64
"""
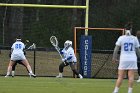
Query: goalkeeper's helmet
64 40 72 48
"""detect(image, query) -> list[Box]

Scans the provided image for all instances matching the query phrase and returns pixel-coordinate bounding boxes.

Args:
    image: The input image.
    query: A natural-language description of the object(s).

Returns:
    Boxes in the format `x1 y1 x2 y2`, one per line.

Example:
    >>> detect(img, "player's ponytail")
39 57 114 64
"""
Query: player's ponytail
124 21 133 35
125 30 131 35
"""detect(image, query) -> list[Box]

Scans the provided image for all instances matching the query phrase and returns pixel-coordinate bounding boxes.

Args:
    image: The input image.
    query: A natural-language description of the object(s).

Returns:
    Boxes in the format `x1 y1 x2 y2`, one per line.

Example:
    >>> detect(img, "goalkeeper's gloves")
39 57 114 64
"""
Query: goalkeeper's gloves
60 50 64 54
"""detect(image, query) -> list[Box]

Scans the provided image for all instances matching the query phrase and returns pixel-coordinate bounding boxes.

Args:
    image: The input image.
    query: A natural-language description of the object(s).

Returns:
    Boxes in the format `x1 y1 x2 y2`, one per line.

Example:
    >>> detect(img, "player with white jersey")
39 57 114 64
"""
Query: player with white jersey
56 40 83 79
11 39 25 60
112 30 140 93
61 46 77 63
5 38 36 78
117 35 139 69
10 40 31 77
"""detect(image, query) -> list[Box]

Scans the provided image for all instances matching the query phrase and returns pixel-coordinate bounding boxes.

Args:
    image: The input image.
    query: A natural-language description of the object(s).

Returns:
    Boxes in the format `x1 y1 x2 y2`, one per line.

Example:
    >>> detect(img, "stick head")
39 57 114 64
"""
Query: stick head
26 40 30 43
50 36 58 47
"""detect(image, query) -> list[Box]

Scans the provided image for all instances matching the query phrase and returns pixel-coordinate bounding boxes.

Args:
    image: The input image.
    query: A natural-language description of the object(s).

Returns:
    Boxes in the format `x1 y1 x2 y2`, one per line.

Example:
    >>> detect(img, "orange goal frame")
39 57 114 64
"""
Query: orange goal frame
74 27 125 54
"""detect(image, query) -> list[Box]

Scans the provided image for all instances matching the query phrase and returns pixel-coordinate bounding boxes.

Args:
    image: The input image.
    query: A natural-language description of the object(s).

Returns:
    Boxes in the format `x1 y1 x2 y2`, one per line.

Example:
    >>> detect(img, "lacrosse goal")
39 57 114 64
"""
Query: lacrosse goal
74 27 125 78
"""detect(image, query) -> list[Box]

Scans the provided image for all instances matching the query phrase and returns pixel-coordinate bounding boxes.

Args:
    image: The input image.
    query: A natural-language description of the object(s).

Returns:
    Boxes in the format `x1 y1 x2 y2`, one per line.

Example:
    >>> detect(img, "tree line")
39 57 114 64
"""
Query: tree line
0 0 140 48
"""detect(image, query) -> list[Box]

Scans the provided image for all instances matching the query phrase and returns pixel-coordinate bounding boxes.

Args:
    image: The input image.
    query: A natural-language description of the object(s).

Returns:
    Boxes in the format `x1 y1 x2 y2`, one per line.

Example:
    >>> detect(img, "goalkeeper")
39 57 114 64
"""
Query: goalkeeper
56 40 83 79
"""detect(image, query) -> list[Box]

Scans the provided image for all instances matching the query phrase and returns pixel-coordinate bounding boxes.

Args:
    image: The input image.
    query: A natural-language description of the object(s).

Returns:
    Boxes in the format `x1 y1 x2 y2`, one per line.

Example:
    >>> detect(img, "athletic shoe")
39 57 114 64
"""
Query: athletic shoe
56 73 63 78
5 75 9 77
137 79 140 82
11 75 14 77
11 71 15 77
30 74 36 78
79 74 83 79
56 75 63 78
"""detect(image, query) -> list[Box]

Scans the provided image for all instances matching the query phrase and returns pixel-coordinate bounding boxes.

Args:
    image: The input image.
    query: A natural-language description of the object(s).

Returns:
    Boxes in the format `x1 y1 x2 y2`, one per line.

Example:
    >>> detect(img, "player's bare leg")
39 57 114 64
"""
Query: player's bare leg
112 70 125 93
22 59 36 78
127 70 135 93
11 62 17 77
5 61 16 77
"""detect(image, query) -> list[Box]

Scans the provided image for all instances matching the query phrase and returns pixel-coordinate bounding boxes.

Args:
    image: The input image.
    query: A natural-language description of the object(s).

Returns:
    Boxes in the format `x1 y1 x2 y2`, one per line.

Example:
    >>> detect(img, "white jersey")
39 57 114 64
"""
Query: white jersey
116 35 140 69
61 47 77 63
11 41 26 61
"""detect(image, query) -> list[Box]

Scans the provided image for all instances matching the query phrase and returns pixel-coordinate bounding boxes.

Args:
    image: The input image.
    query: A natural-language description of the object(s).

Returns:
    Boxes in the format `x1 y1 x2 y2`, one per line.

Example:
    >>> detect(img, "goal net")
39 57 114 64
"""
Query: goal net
74 27 124 78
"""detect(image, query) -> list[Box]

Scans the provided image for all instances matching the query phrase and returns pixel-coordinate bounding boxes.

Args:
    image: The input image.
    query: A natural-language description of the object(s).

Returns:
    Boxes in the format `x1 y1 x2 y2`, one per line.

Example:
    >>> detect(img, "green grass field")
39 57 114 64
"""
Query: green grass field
0 77 140 93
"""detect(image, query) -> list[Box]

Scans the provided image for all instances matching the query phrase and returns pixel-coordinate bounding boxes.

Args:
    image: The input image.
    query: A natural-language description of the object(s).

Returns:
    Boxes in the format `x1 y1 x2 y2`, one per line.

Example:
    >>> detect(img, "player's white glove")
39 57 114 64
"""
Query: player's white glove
62 58 66 62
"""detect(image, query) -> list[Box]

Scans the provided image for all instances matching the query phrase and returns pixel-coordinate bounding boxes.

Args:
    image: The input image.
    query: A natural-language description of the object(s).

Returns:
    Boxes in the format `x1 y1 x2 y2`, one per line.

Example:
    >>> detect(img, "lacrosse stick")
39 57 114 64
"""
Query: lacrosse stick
50 36 67 64
27 43 36 50
25 43 36 51
50 36 63 59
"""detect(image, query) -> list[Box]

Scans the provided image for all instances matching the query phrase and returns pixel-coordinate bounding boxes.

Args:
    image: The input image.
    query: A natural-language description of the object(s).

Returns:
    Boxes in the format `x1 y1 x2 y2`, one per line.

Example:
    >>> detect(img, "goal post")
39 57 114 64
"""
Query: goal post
74 27 125 78
0 3 87 9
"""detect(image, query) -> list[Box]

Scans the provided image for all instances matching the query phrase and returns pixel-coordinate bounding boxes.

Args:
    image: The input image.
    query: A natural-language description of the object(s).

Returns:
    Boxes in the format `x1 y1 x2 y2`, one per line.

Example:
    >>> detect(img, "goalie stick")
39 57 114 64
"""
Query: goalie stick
50 36 66 64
